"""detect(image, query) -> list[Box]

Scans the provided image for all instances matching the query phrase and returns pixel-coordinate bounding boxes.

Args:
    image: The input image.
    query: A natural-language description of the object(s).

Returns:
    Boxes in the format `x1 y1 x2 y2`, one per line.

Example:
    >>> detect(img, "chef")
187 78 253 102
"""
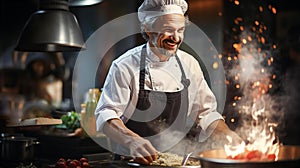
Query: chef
95 0 242 165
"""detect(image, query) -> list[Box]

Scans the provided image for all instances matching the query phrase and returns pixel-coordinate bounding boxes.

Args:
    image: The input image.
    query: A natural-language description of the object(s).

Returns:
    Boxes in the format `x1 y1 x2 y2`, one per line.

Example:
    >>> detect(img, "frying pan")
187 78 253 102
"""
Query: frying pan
194 145 300 168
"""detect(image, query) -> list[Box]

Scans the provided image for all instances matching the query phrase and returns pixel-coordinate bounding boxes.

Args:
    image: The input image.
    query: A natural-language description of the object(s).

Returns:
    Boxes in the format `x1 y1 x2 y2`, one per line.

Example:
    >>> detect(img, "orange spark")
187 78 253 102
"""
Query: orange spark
242 39 247 44
269 84 273 89
247 36 252 41
259 6 263 12
232 102 237 107
261 37 265 44
271 7 277 14
234 0 240 5
240 26 244 31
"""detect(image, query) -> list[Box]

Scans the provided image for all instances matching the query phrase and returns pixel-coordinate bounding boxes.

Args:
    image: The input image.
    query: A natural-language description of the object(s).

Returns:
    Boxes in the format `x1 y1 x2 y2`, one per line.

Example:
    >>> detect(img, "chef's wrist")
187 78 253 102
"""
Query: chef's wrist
205 119 228 135
103 119 139 145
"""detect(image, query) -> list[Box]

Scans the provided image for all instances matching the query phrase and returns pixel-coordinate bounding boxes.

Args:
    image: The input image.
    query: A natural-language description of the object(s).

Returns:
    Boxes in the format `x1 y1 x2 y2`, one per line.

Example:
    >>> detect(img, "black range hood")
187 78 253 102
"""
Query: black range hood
15 0 86 52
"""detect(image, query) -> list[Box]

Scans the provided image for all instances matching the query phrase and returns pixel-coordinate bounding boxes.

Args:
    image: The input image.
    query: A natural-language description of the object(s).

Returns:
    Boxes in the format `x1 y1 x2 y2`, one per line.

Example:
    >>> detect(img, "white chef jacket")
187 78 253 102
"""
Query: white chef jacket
95 43 223 135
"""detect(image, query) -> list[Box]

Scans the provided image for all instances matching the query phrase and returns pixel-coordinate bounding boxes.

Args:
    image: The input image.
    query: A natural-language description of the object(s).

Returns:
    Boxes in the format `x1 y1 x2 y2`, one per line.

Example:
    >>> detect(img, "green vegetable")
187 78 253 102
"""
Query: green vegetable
60 111 81 131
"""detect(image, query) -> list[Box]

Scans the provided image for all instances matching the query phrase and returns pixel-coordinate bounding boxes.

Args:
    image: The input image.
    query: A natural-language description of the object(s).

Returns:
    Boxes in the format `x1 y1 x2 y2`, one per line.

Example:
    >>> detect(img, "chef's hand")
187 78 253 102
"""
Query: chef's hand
103 119 157 165
128 136 158 165
207 119 244 146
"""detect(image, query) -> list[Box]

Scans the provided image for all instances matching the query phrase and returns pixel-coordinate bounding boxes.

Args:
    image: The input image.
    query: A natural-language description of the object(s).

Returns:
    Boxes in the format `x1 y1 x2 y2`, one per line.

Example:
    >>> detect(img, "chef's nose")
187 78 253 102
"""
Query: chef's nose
171 31 180 42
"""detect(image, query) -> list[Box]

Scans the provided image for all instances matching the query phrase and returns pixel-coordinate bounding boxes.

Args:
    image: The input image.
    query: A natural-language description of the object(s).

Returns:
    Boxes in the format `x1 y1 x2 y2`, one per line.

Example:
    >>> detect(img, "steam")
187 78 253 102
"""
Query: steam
225 30 283 158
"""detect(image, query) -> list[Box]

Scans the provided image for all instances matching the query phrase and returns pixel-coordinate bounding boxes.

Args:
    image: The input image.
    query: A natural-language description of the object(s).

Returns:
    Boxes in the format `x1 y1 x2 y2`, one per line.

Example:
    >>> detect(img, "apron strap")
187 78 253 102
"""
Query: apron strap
139 45 147 90
175 55 190 88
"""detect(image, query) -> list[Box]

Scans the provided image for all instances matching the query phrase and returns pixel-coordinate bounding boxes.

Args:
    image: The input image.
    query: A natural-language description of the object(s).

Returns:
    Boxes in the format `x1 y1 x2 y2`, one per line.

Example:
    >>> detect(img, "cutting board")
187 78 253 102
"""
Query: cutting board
7 117 62 127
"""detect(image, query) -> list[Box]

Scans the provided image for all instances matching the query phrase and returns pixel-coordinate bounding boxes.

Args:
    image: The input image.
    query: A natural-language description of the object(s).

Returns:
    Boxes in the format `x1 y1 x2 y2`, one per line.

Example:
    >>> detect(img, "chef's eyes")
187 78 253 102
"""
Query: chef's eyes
178 27 185 33
162 27 185 34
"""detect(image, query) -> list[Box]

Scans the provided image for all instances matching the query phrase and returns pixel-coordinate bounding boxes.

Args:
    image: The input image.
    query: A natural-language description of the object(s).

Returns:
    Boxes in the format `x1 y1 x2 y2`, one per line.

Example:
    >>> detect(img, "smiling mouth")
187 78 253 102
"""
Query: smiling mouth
164 40 180 49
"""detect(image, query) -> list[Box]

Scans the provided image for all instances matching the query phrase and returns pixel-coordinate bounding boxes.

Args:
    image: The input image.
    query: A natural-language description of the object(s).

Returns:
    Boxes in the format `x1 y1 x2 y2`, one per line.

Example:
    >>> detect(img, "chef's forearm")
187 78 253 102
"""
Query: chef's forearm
205 119 229 136
103 118 140 146
209 119 228 131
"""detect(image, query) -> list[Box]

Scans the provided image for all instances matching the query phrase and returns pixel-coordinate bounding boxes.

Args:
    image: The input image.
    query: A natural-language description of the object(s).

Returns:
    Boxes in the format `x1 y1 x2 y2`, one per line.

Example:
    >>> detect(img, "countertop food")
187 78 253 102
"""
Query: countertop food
150 152 200 167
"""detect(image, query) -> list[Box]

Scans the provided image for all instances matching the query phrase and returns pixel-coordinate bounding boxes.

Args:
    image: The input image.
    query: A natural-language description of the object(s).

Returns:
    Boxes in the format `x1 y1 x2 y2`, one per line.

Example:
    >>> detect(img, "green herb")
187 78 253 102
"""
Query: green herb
60 111 81 131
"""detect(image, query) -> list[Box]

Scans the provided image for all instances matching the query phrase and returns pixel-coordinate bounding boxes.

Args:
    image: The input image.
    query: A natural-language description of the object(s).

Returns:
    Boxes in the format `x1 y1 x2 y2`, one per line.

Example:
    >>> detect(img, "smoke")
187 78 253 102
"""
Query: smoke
166 131 228 156
228 30 285 144
230 46 265 84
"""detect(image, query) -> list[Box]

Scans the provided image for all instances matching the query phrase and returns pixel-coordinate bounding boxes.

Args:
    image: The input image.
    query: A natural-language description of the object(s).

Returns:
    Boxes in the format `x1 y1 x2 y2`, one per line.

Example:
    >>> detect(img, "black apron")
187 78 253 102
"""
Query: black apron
125 45 191 150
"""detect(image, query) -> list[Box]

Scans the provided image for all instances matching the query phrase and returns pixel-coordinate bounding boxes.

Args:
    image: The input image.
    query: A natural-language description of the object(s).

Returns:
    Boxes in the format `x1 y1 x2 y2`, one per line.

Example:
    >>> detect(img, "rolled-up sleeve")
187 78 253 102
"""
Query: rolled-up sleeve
195 79 224 131
95 109 119 131
95 58 134 132
185 54 224 132
199 112 224 131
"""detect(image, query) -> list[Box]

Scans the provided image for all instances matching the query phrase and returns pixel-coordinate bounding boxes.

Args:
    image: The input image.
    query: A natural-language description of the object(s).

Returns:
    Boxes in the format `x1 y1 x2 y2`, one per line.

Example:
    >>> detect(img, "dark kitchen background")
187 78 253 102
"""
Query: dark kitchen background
0 0 300 167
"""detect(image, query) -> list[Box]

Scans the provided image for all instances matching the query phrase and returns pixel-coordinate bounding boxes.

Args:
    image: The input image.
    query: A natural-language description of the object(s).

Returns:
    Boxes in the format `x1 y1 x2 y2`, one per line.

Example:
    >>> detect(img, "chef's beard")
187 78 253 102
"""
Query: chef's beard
150 35 179 58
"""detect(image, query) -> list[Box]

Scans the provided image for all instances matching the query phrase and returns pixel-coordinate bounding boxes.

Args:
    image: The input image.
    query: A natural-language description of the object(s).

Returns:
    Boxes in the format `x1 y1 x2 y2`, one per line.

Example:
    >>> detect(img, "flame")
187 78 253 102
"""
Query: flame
224 97 280 161
225 10 281 158
224 136 246 157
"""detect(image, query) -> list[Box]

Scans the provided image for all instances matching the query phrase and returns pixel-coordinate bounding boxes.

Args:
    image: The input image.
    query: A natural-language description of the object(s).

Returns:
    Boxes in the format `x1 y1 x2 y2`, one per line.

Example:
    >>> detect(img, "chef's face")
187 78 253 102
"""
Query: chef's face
147 14 185 59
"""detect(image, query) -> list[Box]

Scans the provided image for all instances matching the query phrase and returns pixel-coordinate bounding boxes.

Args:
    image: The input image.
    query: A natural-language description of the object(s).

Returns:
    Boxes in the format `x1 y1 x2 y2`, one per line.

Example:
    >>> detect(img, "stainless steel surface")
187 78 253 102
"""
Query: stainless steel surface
69 0 104 6
194 145 300 168
0 136 39 162
15 0 85 52
182 152 193 166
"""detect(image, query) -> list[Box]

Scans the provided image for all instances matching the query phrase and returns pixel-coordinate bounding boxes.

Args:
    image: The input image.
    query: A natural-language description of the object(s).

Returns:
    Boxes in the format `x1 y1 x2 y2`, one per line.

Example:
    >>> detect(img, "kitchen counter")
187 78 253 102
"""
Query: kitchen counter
0 158 169 168
0 130 111 168
36 135 108 159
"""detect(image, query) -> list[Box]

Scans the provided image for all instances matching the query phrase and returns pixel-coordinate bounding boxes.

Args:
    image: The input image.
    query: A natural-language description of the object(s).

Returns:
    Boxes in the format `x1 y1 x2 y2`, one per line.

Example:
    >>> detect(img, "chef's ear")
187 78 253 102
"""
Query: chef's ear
145 26 157 40
144 25 152 37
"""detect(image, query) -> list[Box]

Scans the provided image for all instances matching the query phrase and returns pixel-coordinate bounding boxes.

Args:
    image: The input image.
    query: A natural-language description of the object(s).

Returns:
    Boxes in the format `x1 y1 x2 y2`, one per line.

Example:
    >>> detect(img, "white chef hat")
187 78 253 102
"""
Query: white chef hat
138 0 188 23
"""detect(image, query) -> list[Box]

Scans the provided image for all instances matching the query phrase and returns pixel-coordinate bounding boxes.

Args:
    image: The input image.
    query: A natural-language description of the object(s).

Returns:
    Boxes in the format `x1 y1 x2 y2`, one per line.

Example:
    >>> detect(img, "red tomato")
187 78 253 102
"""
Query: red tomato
234 153 245 160
267 154 276 160
66 159 72 165
246 150 262 160
82 162 90 168
73 159 81 166
80 157 88 163
55 161 67 168
68 161 77 168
